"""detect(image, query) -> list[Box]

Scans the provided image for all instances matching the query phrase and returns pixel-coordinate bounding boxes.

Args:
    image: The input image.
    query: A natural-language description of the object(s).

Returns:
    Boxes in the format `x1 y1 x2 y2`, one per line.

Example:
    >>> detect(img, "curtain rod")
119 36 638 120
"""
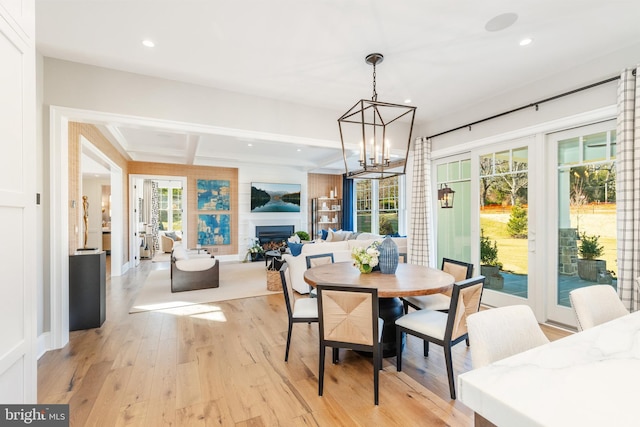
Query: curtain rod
426 71 634 140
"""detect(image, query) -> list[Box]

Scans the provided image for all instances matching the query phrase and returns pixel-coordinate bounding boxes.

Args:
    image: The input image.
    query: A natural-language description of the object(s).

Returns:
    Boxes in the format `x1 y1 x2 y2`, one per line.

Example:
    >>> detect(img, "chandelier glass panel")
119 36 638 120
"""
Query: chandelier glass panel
339 53 417 180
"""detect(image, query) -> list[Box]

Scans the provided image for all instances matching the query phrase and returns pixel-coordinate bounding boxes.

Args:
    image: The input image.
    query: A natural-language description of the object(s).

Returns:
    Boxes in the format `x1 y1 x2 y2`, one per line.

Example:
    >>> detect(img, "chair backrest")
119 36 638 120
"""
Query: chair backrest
306 253 335 269
445 276 485 341
569 285 629 331
317 284 379 349
467 305 549 369
441 258 474 282
279 263 296 318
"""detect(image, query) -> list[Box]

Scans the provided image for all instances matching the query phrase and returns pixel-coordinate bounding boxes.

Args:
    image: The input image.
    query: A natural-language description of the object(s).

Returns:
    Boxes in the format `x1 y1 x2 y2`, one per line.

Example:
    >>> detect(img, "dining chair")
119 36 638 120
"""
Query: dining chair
402 258 473 314
466 305 549 369
396 275 485 399
569 284 629 331
279 263 318 362
317 283 383 405
305 253 335 297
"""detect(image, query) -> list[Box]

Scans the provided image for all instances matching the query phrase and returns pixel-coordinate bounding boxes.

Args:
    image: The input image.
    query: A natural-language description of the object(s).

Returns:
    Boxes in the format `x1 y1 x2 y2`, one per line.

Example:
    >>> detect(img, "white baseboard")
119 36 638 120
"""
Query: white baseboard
37 332 51 360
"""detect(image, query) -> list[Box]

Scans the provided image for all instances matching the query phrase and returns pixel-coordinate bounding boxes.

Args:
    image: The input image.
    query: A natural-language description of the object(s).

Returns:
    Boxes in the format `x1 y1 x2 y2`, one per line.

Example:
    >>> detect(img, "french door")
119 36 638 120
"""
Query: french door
545 120 617 326
473 137 536 309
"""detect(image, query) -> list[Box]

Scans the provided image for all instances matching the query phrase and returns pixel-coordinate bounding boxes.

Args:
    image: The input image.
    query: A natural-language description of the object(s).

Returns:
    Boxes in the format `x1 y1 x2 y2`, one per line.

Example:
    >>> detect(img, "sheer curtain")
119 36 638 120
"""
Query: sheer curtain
409 137 434 266
616 66 640 311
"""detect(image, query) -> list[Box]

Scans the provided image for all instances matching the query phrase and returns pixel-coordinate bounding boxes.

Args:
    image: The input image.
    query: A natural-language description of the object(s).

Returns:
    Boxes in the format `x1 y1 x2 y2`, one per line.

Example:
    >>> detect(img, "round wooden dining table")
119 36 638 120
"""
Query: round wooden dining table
304 261 455 356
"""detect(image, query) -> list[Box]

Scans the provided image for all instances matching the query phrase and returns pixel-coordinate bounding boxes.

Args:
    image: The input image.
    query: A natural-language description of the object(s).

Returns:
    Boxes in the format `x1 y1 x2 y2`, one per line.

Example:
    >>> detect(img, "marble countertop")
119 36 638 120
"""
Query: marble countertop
458 310 640 427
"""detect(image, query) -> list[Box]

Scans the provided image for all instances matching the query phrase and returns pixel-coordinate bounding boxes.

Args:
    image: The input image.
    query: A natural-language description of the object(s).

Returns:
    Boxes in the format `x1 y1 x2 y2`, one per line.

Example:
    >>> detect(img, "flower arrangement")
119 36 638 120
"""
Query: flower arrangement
352 242 380 274
245 237 265 262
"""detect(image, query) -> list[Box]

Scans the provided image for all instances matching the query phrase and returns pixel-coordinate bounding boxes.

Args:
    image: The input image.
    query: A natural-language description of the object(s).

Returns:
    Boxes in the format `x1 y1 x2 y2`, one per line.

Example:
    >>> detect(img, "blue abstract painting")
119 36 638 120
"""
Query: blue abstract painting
197 179 230 211
198 214 231 245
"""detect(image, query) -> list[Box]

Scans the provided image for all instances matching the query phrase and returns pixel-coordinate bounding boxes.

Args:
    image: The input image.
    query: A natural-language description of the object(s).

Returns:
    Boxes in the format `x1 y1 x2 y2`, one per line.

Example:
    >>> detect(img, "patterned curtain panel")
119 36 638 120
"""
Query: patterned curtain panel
151 181 160 251
409 137 433 266
616 67 640 312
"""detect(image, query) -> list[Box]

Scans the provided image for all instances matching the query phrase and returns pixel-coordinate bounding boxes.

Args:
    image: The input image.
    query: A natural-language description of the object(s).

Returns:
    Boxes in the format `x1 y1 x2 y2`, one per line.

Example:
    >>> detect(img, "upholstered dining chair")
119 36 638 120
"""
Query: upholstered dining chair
569 285 629 331
317 284 383 405
396 275 485 400
305 253 334 297
402 258 474 314
466 305 549 369
279 263 318 362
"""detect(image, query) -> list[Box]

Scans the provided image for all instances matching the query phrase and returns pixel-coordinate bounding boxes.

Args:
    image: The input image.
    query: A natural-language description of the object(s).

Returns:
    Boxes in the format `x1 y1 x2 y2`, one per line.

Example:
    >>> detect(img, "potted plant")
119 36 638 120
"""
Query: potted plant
246 238 265 262
295 230 310 242
480 230 504 289
577 232 606 282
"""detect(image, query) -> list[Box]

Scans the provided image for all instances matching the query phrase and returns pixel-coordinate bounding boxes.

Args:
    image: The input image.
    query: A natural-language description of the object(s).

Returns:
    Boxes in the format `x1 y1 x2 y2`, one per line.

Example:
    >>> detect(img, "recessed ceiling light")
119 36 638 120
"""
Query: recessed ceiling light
142 39 155 48
519 38 533 46
297 148 302 152
485 13 518 32
404 99 412 104
247 143 253 147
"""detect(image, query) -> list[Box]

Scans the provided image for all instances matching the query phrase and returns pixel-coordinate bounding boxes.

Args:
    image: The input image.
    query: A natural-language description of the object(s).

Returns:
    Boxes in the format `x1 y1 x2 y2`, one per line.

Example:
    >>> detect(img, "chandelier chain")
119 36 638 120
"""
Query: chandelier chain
372 63 377 102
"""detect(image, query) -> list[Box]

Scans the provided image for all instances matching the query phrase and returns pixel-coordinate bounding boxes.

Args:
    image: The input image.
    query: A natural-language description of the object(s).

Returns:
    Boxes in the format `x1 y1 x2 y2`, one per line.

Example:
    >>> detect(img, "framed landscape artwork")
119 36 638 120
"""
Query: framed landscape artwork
251 182 301 212
197 179 230 211
198 214 231 245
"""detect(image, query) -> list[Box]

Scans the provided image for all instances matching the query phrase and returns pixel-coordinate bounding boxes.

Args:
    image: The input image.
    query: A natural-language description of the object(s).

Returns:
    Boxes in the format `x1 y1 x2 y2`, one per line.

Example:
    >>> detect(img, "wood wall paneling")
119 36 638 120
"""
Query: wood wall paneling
307 173 343 234
128 162 238 255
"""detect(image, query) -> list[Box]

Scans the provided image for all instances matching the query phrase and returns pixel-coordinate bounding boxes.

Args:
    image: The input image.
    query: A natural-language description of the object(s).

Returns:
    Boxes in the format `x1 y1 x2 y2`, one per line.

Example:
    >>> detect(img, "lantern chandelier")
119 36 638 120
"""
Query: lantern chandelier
338 53 417 179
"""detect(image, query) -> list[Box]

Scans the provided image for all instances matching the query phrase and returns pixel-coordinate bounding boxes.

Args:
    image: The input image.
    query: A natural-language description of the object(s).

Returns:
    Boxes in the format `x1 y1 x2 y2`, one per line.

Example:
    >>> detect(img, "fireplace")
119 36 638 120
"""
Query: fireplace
256 225 295 249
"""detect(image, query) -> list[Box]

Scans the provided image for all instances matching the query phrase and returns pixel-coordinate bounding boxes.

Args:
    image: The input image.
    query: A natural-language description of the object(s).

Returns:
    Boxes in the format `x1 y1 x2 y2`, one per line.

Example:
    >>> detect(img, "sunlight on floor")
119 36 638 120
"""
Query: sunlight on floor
133 302 228 321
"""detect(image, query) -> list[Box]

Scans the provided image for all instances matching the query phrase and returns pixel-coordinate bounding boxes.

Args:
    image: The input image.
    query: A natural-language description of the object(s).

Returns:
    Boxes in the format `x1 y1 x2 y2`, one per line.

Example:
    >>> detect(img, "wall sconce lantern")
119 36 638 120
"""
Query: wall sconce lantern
438 184 455 208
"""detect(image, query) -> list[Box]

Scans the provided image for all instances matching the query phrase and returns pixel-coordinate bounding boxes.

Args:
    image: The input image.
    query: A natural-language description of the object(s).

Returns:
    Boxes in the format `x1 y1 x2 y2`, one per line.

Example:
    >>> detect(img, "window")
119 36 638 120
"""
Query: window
158 182 183 231
355 175 403 235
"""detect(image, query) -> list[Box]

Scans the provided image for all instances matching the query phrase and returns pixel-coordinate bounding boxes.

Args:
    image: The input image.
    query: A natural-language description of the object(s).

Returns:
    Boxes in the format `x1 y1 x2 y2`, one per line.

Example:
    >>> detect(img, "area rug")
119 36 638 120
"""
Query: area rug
130 261 280 313
152 252 171 263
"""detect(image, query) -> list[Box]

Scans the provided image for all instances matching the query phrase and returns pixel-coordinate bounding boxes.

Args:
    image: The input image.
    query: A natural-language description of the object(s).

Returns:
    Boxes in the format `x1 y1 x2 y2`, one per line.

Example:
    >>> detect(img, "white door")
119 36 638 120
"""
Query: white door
0 0 37 402
546 120 617 326
473 137 536 310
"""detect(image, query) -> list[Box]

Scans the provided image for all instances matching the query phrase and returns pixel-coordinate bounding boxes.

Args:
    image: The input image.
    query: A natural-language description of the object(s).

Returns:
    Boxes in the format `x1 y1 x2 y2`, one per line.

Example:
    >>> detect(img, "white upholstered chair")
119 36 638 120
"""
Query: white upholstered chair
402 258 474 313
317 284 383 405
466 305 549 369
396 276 485 400
279 263 318 361
569 285 629 331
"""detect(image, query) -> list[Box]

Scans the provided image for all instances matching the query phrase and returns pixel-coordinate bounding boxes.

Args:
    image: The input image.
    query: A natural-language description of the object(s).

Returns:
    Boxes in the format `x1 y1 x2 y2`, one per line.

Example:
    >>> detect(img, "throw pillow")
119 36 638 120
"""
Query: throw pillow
288 242 304 256
165 231 177 240
327 229 350 242
321 229 329 240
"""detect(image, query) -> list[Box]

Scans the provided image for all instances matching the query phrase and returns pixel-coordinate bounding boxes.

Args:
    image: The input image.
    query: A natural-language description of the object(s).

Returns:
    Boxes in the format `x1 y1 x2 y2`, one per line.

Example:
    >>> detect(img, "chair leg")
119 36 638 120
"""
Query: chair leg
466 337 470 346
444 344 456 399
423 340 429 357
319 344 325 397
402 300 409 314
396 329 403 372
285 322 293 362
332 347 339 364
373 352 380 405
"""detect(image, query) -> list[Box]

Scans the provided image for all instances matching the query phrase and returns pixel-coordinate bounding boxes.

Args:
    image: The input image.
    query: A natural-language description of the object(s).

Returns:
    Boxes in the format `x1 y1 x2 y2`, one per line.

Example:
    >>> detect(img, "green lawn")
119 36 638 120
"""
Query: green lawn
480 204 617 275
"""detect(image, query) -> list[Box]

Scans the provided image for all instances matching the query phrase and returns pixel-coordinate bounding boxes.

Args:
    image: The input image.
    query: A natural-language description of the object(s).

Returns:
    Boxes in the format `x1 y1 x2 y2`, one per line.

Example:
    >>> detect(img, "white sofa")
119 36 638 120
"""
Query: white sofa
282 236 407 294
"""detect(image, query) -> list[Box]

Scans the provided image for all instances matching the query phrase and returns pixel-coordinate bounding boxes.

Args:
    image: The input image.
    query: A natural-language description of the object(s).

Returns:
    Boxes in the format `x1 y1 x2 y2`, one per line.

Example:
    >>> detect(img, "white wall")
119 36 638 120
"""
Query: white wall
419 43 640 152
237 165 307 261
43 58 340 144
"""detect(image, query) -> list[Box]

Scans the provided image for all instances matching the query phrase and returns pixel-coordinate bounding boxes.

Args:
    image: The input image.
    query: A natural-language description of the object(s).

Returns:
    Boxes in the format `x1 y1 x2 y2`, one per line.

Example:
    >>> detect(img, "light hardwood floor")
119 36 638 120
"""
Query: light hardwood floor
38 261 570 426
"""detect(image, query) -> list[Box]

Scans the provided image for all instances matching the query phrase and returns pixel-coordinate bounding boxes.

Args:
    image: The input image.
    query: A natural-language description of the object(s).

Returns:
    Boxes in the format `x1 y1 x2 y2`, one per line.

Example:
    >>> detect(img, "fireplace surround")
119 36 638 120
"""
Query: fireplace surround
255 225 295 249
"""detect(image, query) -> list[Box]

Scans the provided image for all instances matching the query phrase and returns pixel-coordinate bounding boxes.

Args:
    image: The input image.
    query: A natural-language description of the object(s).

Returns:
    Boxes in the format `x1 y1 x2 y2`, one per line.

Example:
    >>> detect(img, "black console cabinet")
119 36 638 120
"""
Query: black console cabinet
69 251 106 331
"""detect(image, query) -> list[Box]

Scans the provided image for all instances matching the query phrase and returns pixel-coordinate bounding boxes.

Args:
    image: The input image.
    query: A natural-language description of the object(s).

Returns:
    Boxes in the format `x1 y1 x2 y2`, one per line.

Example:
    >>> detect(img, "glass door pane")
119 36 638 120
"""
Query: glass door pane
479 146 529 298
436 158 471 268
553 124 617 321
